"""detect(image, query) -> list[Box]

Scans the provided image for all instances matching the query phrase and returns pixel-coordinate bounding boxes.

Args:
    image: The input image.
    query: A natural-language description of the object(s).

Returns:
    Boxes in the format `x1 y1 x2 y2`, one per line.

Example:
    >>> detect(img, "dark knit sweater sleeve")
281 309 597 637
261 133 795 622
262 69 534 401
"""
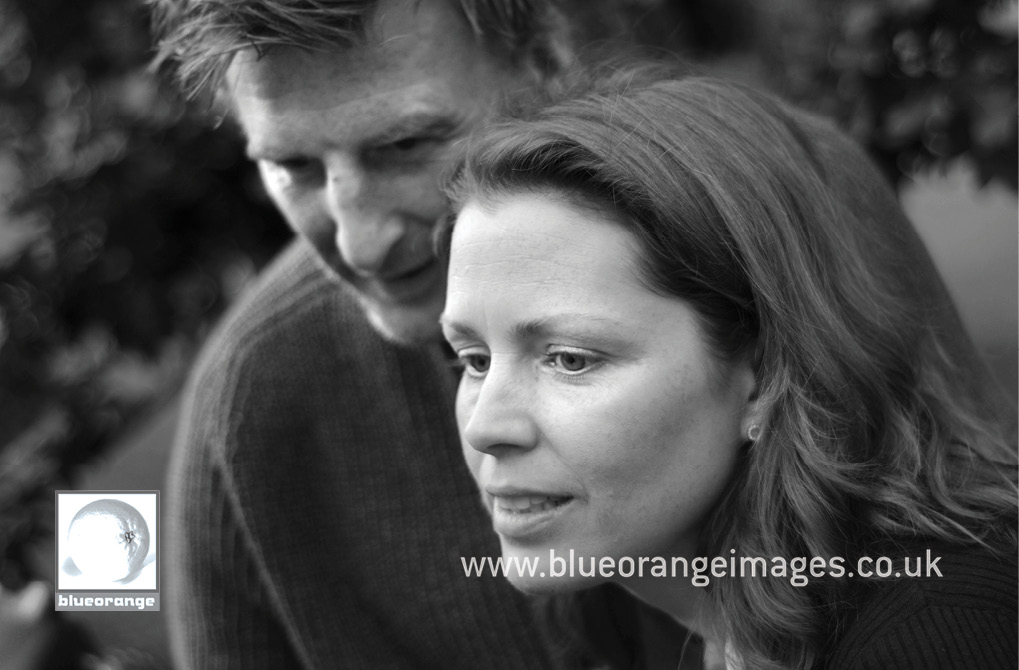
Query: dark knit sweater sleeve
824 544 1018 670
167 384 304 669
166 243 321 669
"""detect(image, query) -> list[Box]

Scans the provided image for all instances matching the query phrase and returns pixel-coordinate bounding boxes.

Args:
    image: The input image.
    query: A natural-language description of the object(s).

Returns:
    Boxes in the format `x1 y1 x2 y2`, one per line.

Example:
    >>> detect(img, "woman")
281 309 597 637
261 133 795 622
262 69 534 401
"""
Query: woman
438 66 1017 670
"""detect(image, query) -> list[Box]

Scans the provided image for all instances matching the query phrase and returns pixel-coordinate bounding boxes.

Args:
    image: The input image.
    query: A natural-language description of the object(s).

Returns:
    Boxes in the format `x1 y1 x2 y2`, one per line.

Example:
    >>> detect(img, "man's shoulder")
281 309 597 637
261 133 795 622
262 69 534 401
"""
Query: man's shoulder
213 240 367 350
192 241 380 375
179 240 405 427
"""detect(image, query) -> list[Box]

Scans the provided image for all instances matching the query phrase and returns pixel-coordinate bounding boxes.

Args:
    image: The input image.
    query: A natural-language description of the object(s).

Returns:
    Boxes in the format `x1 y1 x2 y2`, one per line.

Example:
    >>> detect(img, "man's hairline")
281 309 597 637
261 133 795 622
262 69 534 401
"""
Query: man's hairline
213 34 543 125
207 0 552 108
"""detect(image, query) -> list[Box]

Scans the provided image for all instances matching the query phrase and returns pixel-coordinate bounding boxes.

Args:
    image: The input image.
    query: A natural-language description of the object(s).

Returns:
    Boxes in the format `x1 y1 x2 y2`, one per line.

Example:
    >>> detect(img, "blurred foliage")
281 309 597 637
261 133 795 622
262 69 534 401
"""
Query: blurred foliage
0 0 1015 593
756 0 1017 188
0 0 289 589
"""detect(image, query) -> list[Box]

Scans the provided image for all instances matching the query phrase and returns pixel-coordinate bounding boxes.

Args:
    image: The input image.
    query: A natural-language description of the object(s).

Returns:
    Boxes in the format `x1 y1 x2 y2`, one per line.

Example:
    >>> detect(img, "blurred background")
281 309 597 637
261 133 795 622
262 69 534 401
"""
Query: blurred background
0 0 1014 668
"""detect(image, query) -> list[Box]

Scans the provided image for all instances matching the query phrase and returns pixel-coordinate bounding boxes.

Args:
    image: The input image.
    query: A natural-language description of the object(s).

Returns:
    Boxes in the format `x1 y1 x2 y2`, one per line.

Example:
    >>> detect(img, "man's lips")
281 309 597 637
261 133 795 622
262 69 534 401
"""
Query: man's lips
380 258 436 283
365 257 443 303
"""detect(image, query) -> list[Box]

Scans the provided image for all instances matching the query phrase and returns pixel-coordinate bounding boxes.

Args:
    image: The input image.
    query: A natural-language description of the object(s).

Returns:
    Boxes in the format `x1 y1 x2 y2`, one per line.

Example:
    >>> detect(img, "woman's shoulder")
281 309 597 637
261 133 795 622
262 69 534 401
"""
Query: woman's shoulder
824 540 1017 670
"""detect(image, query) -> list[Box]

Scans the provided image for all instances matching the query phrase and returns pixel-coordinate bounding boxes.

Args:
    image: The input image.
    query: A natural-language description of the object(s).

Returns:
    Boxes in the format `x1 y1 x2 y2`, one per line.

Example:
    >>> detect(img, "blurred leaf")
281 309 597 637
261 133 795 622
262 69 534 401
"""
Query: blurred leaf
756 0 1018 189
0 0 290 588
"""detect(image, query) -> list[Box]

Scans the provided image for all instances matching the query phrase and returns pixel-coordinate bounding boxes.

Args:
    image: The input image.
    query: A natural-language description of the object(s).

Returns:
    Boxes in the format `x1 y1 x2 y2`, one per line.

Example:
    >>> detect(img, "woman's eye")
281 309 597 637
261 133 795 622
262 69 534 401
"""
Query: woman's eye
548 350 595 374
459 353 490 377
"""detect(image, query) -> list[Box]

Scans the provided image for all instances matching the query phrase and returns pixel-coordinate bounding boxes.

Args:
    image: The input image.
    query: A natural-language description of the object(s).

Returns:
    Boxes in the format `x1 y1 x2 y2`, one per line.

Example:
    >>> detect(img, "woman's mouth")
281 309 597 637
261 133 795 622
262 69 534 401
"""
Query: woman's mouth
493 494 572 514
487 492 575 541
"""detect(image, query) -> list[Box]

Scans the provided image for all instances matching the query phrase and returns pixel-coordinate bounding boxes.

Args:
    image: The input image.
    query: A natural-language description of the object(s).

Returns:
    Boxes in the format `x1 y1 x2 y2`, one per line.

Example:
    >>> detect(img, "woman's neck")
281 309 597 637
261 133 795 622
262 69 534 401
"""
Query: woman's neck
621 573 715 640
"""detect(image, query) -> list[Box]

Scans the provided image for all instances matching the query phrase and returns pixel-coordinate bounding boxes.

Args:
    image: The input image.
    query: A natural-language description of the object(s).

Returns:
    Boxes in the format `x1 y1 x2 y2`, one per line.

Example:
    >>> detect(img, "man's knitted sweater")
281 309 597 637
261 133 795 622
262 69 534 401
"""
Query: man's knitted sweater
167 240 557 669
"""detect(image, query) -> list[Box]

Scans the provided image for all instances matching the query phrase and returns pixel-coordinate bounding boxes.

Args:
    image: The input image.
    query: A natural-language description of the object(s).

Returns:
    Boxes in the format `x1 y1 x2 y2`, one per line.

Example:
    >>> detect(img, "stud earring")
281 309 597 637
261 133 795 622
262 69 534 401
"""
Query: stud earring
747 424 761 442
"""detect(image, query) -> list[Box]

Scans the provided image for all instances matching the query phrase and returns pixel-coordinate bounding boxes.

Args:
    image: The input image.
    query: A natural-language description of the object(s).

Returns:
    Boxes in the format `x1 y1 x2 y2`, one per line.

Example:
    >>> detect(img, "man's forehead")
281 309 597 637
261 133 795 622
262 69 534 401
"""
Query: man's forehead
223 0 489 101
219 0 533 156
224 43 469 152
233 77 462 159
226 46 416 103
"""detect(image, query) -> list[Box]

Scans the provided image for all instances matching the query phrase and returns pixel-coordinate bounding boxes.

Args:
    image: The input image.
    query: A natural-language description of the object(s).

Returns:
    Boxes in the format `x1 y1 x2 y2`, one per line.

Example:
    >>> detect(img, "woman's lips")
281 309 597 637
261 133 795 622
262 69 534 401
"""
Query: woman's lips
486 491 575 541
493 494 572 514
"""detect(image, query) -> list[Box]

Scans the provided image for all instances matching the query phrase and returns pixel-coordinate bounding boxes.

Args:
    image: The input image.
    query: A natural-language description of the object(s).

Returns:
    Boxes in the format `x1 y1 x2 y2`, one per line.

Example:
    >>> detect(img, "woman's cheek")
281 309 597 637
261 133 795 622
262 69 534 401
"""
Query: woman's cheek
456 382 481 477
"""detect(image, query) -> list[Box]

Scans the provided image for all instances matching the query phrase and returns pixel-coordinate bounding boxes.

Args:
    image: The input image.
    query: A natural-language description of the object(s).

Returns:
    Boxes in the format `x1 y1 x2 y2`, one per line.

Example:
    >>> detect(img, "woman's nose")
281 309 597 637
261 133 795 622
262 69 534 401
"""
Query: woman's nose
460 365 539 456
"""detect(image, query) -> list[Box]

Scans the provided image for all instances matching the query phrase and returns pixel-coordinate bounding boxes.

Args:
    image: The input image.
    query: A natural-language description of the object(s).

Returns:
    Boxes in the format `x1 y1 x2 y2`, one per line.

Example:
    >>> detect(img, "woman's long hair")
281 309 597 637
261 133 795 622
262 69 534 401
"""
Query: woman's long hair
442 64 1018 669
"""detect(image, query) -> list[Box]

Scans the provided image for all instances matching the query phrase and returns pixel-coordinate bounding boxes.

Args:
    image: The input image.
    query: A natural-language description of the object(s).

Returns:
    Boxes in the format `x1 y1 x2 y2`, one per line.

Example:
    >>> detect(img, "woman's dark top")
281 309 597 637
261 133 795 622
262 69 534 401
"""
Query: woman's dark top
549 540 1017 670
823 540 1017 670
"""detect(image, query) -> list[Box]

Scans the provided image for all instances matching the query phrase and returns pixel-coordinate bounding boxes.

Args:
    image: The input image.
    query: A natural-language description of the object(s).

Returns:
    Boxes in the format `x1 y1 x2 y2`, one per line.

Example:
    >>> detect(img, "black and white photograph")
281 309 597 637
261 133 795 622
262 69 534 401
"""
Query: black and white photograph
0 1 1015 669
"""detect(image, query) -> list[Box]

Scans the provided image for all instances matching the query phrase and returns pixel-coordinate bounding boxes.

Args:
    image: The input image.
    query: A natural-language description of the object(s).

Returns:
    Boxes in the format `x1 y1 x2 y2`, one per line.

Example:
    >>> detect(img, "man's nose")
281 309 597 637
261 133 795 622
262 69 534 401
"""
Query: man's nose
323 158 405 277
461 364 539 456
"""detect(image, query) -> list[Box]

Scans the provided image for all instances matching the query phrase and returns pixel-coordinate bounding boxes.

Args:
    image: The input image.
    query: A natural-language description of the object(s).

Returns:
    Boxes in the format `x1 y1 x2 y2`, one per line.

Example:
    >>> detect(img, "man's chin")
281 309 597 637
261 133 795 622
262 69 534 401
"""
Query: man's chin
315 256 445 345
363 304 443 346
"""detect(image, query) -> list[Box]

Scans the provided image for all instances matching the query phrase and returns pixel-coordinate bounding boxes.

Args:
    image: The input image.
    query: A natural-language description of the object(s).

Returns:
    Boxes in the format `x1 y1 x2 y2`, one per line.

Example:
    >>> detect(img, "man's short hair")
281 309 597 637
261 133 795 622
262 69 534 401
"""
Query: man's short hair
150 0 582 99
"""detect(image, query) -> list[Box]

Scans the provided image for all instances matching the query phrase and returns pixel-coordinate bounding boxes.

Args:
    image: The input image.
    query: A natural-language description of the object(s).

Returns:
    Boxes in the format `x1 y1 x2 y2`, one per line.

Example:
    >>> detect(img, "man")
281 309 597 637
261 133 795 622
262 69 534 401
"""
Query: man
151 1 687 667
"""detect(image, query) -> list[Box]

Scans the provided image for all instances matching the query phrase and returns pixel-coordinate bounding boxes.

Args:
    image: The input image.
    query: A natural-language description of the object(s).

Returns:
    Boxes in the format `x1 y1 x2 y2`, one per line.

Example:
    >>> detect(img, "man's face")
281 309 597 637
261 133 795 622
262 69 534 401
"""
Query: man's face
226 0 536 343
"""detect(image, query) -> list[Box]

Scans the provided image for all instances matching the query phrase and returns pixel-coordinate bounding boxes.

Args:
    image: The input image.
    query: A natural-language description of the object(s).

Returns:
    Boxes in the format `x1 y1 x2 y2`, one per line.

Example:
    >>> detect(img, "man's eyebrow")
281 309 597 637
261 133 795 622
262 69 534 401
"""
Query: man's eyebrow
245 112 464 161
245 139 291 162
366 112 465 145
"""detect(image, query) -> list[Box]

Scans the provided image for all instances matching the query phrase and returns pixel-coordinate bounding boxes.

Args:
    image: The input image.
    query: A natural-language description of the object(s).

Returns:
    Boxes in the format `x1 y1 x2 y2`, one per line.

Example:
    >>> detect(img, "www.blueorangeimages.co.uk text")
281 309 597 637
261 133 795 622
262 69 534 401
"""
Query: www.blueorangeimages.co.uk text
461 549 943 587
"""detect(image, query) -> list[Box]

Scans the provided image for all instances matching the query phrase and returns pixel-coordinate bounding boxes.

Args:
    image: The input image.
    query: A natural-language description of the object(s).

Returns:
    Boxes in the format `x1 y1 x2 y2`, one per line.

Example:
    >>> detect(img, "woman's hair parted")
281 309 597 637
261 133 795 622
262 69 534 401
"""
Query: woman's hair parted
441 64 1018 670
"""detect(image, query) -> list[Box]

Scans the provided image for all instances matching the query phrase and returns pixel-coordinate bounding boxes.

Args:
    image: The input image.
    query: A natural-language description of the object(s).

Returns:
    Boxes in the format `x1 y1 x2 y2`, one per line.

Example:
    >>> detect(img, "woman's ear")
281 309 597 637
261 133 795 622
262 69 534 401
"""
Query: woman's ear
738 358 766 443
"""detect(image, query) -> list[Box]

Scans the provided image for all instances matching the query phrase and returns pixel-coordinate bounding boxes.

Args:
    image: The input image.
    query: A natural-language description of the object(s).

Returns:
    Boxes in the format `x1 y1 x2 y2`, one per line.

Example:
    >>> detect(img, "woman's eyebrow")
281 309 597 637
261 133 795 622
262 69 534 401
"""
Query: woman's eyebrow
440 313 629 342
438 317 480 340
512 314 627 339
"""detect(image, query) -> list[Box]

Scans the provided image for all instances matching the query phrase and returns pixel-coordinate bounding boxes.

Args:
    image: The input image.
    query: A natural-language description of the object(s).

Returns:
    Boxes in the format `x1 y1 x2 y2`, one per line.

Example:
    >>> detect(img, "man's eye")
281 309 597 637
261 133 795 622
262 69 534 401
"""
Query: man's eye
283 158 319 172
391 137 427 151
260 158 324 188
371 136 445 163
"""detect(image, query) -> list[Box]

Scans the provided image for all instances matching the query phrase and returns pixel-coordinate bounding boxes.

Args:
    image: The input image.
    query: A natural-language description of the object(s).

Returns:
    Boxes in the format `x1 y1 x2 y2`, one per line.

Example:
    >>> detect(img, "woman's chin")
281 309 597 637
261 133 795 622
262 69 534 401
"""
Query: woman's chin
506 572 598 596
499 553 607 595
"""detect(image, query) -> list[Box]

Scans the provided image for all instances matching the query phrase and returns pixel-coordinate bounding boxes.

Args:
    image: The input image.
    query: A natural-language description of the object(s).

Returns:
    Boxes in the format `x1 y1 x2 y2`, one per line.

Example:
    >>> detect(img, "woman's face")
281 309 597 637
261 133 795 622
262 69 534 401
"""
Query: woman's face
442 192 756 593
